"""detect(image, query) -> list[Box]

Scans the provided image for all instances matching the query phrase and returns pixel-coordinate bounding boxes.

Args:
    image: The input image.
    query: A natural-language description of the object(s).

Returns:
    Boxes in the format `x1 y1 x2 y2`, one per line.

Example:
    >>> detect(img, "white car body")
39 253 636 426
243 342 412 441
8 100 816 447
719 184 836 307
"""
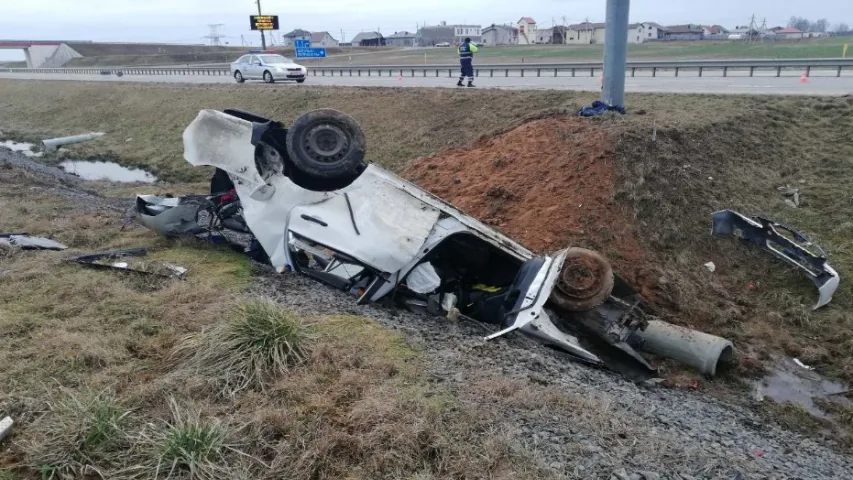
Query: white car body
181 109 601 363
230 54 307 82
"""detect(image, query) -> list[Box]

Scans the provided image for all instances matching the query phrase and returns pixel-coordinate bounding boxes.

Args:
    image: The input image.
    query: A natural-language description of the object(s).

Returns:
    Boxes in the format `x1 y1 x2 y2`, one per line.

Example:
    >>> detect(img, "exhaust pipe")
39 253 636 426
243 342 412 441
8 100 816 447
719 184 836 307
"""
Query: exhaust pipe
42 132 105 153
636 320 733 376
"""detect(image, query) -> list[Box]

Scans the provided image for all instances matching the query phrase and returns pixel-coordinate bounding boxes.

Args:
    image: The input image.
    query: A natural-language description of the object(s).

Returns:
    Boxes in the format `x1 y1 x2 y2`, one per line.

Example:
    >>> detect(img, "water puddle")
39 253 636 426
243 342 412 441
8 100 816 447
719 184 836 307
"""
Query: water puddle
59 160 157 183
0 140 43 158
754 358 850 417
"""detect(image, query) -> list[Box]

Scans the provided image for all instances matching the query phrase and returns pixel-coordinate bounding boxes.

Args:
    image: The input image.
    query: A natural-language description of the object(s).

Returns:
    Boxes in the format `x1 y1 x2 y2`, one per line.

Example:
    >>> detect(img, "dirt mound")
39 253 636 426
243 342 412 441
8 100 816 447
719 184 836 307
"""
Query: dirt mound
405 116 659 297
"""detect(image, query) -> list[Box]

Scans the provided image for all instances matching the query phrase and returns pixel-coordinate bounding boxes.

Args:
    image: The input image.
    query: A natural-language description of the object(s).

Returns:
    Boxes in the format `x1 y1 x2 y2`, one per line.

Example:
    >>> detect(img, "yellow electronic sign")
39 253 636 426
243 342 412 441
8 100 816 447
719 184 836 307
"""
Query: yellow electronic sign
250 15 279 31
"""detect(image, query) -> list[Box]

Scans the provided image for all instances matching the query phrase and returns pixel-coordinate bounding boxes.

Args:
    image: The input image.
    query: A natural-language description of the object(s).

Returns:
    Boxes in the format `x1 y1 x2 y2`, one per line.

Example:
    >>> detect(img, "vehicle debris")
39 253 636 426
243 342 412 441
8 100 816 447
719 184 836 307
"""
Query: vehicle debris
42 132 105 153
703 261 716 272
711 209 839 310
793 358 815 371
0 416 12 442
0 233 67 250
131 107 736 379
68 248 187 278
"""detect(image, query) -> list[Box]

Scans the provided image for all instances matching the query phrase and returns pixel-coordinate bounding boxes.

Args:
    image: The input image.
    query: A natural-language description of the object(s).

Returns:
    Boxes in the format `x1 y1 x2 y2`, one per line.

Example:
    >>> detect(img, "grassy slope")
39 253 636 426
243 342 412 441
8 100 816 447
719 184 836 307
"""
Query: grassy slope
56 38 852 67
2 81 853 470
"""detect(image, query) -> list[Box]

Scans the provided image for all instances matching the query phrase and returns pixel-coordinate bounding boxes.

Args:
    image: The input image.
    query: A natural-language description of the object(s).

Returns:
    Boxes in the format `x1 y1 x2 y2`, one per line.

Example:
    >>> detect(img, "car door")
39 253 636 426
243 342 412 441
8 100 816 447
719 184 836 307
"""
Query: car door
247 55 261 79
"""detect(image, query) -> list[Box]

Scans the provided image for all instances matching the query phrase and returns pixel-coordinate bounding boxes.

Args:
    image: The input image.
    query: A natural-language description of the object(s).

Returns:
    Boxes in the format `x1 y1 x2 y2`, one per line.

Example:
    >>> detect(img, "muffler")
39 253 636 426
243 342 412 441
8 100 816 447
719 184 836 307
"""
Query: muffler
636 320 733 376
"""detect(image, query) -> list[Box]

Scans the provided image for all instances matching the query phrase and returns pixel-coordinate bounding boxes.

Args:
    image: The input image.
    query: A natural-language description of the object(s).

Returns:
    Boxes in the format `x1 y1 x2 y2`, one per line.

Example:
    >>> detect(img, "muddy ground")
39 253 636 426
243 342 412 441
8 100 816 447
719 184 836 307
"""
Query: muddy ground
2 141 853 479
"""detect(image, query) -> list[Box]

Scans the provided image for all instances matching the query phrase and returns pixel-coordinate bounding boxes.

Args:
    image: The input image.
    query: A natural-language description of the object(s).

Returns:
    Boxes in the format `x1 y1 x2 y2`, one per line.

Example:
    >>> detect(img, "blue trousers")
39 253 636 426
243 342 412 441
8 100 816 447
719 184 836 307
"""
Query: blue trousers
459 58 474 81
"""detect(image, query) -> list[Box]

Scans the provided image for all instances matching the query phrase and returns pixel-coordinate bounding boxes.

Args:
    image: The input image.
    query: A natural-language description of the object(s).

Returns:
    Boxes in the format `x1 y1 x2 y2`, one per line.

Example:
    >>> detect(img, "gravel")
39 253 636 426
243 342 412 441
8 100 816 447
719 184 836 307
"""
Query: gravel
253 271 853 480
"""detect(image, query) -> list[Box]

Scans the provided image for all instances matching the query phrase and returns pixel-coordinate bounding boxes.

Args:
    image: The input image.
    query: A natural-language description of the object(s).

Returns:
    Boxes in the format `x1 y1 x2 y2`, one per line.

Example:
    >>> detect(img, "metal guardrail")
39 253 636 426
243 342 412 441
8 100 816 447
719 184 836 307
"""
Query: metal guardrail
3 58 853 79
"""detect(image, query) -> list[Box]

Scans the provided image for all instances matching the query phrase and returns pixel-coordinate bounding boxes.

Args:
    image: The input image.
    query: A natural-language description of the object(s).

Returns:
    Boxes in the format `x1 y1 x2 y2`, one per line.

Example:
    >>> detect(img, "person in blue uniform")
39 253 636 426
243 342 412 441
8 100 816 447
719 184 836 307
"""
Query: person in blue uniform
457 37 479 87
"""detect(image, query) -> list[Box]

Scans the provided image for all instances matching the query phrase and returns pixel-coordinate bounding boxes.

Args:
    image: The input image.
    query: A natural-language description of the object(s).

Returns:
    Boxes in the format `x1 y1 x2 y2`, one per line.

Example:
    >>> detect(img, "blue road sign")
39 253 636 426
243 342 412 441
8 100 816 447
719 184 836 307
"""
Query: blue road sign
296 47 327 58
294 39 311 48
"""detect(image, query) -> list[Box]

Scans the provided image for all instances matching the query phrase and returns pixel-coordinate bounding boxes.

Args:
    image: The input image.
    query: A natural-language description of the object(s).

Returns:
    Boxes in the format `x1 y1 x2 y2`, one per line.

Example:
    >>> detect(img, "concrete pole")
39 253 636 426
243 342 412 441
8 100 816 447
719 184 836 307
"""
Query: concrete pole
601 0 630 106
256 0 267 50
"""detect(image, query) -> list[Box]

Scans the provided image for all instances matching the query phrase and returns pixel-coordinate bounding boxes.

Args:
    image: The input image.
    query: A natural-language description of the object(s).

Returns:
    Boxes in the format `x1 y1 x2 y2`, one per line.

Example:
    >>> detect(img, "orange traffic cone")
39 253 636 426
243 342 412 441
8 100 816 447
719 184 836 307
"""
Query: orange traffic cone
598 73 604 85
397 76 403 82
799 72 808 83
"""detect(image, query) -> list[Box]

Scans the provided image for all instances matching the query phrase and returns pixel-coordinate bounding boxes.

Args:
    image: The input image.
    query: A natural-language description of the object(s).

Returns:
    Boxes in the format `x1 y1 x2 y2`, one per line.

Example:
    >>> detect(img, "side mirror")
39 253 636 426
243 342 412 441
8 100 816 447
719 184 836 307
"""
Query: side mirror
253 61 262 66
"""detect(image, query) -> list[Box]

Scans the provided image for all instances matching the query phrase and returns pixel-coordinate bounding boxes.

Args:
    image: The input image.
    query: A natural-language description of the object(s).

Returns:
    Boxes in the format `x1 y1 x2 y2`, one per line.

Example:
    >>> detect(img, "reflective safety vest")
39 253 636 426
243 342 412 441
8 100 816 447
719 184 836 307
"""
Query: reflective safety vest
458 43 479 58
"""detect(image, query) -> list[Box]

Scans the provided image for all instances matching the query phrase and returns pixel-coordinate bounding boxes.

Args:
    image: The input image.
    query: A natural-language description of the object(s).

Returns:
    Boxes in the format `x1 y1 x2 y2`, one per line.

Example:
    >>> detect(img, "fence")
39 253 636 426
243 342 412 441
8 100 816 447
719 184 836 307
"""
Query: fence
3 58 852 79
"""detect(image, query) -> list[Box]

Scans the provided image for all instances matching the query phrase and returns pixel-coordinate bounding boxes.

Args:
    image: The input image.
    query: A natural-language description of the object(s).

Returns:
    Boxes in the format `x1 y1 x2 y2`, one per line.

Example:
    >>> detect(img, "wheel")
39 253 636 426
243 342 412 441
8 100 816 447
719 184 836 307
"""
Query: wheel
263 71 274 83
296 78 306 84
234 71 245 83
285 109 367 188
549 247 614 312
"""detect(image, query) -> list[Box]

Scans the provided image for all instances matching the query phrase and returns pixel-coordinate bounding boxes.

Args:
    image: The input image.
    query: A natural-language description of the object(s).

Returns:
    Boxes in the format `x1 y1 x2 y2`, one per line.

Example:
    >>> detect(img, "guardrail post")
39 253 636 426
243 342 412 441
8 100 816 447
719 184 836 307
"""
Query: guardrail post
358 69 361 76
838 66 843 78
322 70 325 76
554 68 558 77
631 67 635 77
572 68 575 77
521 68 524 77
723 66 728 77
749 66 754 77
505 69 508 77
652 67 656 77
537 68 541 77
806 66 811 77
675 67 679 77
698 66 703 77
435 69 439 77
411 69 414 77
590 67 594 77
448 69 452 77
368 69 371 76
776 66 782 77
476 69 479 77
490 69 494 77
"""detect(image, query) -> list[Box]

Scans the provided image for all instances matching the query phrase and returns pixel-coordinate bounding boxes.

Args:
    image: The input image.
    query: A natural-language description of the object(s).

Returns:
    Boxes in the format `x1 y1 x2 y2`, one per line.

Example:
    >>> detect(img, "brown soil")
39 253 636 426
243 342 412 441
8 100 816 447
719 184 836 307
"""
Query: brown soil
405 116 659 298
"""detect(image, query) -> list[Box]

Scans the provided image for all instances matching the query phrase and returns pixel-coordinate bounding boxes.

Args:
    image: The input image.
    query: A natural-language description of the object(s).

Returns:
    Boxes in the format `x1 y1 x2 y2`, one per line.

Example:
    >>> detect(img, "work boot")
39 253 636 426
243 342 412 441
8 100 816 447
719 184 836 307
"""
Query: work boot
457 80 464 87
467 81 475 88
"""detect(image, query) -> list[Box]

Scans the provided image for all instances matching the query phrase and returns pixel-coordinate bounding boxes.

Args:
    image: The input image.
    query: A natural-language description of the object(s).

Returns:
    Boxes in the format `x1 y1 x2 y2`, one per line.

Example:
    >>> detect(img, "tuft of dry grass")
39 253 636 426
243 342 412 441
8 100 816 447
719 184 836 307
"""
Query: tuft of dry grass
126 397 251 480
171 298 315 397
20 388 132 478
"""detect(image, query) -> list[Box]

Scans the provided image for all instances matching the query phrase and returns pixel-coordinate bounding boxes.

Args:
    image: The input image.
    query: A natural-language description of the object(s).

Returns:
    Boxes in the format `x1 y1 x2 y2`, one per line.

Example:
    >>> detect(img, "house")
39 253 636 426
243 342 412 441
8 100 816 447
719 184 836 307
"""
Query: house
628 23 662 43
774 27 806 40
537 28 553 44
702 25 728 35
352 31 385 47
281 29 311 47
482 24 518 45
418 22 481 46
310 31 339 48
659 24 705 40
565 22 606 44
385 31 418 47
517 17 537 44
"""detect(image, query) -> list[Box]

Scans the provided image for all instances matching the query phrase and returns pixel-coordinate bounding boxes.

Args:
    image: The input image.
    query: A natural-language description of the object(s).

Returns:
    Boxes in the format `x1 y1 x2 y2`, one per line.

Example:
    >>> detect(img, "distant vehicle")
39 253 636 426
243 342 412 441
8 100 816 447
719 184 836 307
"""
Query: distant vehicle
230 53 306 84
435 42 451 47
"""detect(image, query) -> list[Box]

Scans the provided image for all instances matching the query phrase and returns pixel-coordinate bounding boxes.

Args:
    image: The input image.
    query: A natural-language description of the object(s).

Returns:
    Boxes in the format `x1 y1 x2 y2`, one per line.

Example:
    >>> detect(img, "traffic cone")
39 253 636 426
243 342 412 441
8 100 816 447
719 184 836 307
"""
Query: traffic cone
397 75 403 82
598 73 604 85
799 72 808 83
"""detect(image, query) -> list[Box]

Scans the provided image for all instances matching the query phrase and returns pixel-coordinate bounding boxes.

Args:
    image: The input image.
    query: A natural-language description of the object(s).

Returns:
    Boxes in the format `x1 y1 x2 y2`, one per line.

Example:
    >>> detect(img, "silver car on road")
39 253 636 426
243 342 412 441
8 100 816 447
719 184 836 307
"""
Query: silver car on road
230 53 307 84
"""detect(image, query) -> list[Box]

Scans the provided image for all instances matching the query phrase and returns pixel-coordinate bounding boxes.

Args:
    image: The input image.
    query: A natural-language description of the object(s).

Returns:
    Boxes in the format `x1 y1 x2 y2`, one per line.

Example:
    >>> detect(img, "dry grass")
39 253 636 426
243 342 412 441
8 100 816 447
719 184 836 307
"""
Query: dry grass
171 298 315 397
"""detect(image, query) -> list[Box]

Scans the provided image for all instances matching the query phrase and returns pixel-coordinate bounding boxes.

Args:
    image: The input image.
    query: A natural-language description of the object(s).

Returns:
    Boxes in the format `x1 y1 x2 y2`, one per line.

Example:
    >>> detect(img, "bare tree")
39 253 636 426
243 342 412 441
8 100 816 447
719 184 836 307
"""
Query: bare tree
833 22 850 33
812 18 829 32
787 16 811 31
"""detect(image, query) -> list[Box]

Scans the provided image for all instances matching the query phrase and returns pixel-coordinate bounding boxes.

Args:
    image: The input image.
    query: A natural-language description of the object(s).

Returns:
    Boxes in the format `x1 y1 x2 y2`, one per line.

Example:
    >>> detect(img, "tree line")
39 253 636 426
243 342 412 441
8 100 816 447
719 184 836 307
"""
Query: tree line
787 17 849 34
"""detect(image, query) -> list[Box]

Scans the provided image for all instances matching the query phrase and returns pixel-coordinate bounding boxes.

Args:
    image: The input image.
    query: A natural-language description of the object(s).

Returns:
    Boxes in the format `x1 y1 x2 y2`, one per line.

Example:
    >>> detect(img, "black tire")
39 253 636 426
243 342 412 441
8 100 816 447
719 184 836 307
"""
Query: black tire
234 71 245 83
285 109 367 185
296 78 306 84
263 71 274 83
549 247 614 312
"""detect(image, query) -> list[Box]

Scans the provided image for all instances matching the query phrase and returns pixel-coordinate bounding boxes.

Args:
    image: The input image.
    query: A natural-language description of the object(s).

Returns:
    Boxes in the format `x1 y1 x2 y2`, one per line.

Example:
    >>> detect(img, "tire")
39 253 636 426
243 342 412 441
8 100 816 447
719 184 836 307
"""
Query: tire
549 247 614 312
285 109 367 187
263 71 274 83
234 71 245 83
296 78 306 84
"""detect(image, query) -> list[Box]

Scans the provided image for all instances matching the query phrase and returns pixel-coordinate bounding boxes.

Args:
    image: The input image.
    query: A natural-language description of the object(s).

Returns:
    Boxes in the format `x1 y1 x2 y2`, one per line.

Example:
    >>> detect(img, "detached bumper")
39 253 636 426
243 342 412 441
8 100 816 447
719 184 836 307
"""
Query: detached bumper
711 209 839 310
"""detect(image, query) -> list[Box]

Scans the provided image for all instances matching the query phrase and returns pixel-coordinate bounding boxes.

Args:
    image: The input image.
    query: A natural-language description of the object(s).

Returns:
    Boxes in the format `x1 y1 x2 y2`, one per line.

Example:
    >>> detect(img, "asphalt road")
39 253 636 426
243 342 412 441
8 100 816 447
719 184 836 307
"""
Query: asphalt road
1 71 850 96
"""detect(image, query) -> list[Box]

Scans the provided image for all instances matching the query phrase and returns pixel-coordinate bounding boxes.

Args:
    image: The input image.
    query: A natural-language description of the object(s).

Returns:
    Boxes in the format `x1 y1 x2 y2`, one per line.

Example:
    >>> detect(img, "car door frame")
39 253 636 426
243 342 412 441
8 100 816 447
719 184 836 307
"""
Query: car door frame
247 55 262 79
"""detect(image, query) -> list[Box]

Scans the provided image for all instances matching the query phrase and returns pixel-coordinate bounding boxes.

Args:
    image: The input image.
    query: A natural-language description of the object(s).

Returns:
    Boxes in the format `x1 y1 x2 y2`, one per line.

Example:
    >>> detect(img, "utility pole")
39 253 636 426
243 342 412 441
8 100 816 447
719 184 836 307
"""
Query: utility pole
205 24 225 46
256 0 266 50
601 0 630 107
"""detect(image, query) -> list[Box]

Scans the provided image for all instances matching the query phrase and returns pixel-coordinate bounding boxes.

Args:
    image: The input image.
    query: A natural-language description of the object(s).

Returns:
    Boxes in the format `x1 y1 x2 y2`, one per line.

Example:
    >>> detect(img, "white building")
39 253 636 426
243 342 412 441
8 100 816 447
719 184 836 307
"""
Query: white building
517 17 537 44
565 22 661 44
310 31 339 48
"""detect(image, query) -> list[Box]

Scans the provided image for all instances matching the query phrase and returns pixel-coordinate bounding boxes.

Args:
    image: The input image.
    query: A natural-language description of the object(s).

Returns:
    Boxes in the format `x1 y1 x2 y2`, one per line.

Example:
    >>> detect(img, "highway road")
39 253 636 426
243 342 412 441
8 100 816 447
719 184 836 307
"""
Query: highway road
1 71 850 96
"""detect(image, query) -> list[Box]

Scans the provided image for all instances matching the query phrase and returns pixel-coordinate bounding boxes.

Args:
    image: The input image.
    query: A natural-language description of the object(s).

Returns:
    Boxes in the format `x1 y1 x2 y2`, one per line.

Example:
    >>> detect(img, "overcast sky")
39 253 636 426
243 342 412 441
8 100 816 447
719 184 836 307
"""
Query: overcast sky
1 0 851 60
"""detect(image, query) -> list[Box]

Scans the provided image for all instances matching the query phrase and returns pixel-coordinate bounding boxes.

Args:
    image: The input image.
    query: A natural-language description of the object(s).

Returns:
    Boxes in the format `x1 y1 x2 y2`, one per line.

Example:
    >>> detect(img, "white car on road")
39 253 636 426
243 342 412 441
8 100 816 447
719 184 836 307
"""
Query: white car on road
230 53 307 84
